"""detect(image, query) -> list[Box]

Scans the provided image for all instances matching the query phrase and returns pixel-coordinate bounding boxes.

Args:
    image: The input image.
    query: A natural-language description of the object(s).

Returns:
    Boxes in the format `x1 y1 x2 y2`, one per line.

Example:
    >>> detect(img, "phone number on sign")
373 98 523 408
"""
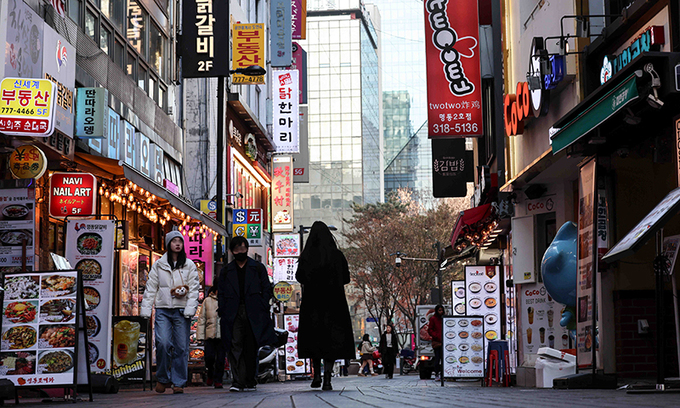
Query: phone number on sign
432 123 478 134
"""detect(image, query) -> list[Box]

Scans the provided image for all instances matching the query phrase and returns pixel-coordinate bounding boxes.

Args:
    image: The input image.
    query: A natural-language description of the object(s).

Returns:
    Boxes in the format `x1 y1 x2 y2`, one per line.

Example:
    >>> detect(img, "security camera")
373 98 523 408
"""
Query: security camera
395 257 402 267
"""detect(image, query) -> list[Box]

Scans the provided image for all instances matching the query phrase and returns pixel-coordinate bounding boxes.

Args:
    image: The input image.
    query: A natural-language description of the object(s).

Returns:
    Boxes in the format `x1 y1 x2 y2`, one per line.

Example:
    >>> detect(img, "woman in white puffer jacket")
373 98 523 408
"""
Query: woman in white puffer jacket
140 230 200 394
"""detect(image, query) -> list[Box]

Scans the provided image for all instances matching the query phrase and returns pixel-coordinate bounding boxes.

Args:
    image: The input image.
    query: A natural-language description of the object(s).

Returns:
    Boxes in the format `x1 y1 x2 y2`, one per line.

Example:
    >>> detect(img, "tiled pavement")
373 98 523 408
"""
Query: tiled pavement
7 375 680 407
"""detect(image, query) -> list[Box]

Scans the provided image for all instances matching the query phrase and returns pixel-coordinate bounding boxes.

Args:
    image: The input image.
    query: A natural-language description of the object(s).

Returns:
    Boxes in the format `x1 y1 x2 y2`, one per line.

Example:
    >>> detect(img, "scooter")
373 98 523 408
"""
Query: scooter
400 349 416 375
257 345 277 384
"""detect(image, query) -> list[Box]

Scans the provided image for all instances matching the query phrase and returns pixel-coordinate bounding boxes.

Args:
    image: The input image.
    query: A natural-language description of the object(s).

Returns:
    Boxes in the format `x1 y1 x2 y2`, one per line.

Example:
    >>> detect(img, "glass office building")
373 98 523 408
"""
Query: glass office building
295 1 382 236
368 0 433 205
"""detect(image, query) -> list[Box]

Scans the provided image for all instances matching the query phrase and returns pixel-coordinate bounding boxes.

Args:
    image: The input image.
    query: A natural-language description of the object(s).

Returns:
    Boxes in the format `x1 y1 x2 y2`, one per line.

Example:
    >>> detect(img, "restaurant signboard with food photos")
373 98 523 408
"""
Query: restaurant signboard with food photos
0 186 36 273
0 271 85 386
464 266 501 358
65 220 116 373
49 172 97 218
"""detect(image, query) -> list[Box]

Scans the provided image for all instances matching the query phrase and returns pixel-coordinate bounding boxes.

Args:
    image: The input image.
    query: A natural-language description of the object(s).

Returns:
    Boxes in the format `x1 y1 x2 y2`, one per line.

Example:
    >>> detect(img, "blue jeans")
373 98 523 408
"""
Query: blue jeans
155 308 190 387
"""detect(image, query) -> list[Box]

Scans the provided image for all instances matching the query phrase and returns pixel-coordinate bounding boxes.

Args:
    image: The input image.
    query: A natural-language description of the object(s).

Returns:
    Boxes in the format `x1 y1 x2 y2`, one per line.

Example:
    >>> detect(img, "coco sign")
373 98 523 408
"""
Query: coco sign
49 172 97 218
504 37 553 136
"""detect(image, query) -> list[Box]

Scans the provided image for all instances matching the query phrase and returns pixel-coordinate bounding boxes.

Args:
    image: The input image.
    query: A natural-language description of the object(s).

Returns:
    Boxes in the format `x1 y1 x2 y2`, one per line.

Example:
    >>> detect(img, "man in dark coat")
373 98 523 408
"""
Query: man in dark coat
217 236 276 392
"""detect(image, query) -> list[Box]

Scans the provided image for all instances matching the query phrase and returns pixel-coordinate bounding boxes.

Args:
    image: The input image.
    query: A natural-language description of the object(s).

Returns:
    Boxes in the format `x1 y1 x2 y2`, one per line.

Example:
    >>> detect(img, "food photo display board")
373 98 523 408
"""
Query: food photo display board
1 270 89 388
464 266 501 343
442 316 485 378
451 281 466 315
0 187 36 273
283 315 309 375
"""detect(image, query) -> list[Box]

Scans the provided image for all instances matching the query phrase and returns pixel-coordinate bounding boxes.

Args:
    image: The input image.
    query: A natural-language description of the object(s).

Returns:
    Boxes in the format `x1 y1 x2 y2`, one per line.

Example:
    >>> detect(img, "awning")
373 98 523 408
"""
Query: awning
73 152 228 237
450 203 494 247
228 92 275 152
550 73 640 153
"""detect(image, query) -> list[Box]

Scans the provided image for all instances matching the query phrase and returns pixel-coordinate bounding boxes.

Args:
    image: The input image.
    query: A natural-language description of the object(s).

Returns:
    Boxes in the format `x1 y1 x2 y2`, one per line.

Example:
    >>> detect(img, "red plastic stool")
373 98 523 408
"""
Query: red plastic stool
486 350 499 386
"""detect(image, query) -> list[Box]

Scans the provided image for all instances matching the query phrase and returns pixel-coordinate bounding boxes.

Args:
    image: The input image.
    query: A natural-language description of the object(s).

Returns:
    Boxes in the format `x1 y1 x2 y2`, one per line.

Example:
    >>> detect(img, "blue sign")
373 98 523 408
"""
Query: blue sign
270 0 292 67
366 317 377 322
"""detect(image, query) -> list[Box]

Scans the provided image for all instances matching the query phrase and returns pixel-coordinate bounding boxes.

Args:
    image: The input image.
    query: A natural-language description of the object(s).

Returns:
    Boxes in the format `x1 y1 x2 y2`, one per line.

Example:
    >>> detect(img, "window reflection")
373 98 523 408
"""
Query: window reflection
149 23 164 79
101 26 111 55
85 9 97 40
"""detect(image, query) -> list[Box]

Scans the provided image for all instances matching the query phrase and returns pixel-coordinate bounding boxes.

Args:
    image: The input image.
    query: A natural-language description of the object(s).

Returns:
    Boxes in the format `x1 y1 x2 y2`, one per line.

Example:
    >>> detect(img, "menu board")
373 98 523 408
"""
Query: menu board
109 316 148 382
65 220 116 373
0 187 36 273
442 316 485 378
465 266 501 343
451 281 466 315
283 315 308 374
520 283 570 355
1 271 80 386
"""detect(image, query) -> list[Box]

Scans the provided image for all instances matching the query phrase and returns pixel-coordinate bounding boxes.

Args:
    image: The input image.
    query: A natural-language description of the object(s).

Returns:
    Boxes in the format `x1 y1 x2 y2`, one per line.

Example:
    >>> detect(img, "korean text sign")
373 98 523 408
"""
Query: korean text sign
274 257 298 283
272 156 294 232
424 0 483 137
232 209 263 247
181 0 230 77
187 231 214 286
75 88 107 138
0 78 56 137
431 138 473 197
232 24 265 84
271 0 292 67
273 70 300 153
49 172 97 218
292 0 307 40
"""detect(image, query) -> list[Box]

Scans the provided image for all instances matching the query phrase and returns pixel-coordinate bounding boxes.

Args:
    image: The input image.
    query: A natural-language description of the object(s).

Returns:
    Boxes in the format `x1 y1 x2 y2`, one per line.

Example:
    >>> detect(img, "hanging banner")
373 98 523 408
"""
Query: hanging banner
186 231 213 288
49 172 97 218
424 0 483 137
0 187 36 273
66 219 116 374
0 78 57 137
577 159 596 368
292 0 307 40
232 209 263 247
271 0 292 67
431 139 473 197
181 0 230 77
272 156 294 232
75 88 108 138
232 23 265 84
273 70 300 153
273 258 298 283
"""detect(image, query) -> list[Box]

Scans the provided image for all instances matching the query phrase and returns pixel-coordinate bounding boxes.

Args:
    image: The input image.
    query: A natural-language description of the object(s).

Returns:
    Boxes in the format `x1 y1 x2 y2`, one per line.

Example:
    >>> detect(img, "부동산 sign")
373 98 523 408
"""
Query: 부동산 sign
0 78 56 137
232 23 265 84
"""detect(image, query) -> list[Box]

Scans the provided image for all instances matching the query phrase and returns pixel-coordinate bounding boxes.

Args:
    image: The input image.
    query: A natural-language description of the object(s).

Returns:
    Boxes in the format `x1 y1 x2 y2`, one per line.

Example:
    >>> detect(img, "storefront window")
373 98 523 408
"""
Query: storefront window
85 9 97 41
149 22 165 79
100 25 111 55
127 1 147 58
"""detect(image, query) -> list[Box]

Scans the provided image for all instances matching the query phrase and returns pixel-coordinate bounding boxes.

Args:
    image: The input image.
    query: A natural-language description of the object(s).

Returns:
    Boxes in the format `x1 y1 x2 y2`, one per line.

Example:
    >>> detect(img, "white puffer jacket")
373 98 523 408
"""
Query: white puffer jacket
140 253 200 318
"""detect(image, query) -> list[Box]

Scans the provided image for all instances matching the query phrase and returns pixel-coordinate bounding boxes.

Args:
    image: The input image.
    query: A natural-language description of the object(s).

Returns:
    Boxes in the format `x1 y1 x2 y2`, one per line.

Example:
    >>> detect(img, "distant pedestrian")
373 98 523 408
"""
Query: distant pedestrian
140 230 200 394
296 221 355 391
357 334 379 376
428 305 445 380
379 324 399 379
197 286 225 388
217 236 277 392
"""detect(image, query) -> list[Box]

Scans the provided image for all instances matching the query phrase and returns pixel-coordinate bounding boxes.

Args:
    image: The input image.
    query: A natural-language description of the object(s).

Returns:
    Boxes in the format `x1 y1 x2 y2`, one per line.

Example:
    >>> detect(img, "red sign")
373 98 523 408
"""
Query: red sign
424 0 483 137
504 82 530 136
49 172 97 217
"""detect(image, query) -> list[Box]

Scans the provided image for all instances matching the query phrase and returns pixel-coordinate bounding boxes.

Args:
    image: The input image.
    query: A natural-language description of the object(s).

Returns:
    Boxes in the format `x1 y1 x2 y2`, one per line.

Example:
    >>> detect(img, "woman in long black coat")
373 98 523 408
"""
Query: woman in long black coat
296 221 355 391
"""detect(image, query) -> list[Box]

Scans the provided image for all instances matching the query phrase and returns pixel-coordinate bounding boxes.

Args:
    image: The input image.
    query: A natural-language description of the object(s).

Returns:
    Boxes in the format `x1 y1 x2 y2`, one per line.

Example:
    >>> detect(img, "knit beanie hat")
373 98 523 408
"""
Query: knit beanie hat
165 230 183 248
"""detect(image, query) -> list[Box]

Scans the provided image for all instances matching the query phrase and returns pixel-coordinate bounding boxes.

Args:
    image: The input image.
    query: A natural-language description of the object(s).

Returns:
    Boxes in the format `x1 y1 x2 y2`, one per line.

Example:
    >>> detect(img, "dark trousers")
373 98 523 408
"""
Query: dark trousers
204 338 226 383
228 304 257 388
433 346 442 375
383 349 396 376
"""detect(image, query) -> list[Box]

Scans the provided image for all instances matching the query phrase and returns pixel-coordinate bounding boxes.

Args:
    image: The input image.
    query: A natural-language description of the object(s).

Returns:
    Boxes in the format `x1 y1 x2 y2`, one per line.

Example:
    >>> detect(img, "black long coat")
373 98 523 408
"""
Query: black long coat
296 250 355 360
217 258 277 352
379 332 399 364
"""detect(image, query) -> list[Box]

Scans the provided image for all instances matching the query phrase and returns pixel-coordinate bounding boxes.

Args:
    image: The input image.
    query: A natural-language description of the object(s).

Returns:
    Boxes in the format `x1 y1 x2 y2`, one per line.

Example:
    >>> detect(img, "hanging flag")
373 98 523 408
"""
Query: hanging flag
52 0 65 17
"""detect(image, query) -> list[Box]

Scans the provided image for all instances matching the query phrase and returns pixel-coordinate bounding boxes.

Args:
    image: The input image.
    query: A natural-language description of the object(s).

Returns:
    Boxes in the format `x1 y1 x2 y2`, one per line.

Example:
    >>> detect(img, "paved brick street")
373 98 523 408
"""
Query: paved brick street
8 375 680 408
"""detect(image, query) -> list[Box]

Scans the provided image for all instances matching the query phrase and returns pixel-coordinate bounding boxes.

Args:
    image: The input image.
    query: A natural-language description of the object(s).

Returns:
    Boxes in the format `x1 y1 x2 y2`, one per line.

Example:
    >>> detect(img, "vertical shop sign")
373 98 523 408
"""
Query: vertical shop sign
424 0 483 137
291 0 307 40
123 121 137 169
187 231 214 288
431 139 473 197
293 106 309 183
291 43 307 104
4 0 43 78
273 70 300 153
232 209 262 247
75 88 108 138
272 156 294 232
577 159 596 368
0 78 56 137
232 23 265 84
0 187 36 273
107 109 120 160
182 0 229 77
271 0 292 67
65 219 116 374
273 258 298 283
49 172 97 218
42 23 75 138
152 144 164 184
139 133 151 178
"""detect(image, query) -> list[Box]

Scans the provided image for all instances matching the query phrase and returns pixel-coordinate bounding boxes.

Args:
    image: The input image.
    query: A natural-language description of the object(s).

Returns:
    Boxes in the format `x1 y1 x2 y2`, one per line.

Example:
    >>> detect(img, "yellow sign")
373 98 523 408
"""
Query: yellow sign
0 78 56 136
273 281 293 302
9 145 48 179
232 23 265 84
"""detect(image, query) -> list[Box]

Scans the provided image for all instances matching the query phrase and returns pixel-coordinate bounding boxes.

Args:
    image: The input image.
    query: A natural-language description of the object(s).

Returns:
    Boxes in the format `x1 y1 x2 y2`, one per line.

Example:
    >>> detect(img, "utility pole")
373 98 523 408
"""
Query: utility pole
215 75 225 281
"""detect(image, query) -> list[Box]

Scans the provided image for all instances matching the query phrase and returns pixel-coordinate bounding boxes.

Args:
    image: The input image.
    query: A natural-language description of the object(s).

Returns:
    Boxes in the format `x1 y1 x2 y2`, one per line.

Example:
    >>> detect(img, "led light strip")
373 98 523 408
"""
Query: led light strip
232 148 271 188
